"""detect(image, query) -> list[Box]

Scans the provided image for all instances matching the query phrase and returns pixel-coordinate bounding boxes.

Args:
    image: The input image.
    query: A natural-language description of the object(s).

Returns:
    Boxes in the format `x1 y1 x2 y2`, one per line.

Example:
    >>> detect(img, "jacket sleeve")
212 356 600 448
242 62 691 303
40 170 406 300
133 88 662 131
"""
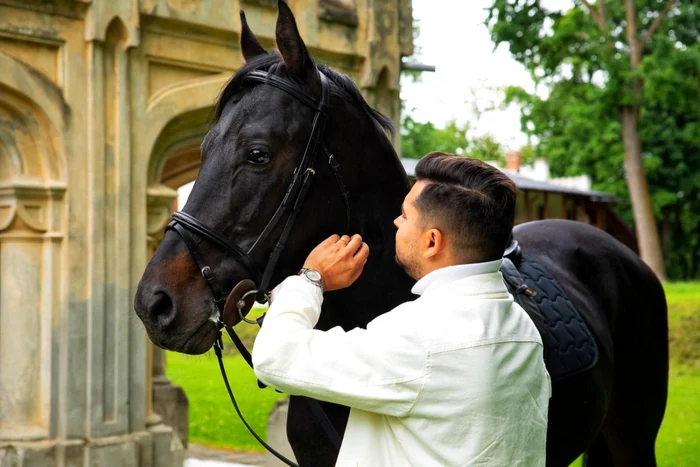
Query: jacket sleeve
252 276 428 417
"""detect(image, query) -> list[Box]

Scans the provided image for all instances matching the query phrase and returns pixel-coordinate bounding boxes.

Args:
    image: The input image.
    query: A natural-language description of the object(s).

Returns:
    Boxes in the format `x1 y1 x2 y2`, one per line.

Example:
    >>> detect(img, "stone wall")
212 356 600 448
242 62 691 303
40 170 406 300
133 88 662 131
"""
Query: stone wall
0 0 411 465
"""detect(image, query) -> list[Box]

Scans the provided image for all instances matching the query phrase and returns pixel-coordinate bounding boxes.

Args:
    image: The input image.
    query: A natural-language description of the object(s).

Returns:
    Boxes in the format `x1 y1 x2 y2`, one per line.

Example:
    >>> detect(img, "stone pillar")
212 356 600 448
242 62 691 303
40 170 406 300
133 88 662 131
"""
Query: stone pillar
145 342 163 427
0 49 71 464
0 7 183 465
361 0 404 149
0 182 65 442
151 347 189 448
146 184 189 448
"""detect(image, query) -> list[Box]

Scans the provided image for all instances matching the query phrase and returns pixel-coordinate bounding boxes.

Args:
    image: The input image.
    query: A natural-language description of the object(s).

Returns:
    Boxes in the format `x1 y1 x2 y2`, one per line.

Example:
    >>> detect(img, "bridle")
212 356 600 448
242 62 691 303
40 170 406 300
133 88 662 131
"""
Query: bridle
168 69 351 310
165 68 350 466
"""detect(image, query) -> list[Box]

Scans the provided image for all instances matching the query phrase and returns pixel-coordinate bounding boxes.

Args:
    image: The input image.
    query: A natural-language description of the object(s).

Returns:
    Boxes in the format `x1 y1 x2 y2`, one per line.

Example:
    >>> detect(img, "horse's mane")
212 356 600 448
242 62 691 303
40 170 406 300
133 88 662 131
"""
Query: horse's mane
213 54 394 135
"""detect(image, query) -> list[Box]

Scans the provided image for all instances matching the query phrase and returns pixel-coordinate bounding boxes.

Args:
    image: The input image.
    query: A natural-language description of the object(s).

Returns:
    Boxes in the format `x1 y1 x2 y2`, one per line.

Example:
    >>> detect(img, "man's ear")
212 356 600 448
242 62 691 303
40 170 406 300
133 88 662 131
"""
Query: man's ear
276 0 316 81
240 10 268 61
423 229 445 260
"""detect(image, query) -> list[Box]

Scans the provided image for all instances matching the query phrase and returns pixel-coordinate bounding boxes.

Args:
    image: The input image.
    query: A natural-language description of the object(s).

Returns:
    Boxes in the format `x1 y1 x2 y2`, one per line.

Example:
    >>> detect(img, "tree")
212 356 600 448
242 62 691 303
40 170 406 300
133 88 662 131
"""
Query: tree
401 116 469 159
487 0 700 280
400 116 506 163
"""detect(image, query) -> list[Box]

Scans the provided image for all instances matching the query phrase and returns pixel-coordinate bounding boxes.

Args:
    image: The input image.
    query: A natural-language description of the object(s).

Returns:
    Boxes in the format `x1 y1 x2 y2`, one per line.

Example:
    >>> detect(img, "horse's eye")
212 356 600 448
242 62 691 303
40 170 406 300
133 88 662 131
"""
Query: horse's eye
247 148 270 166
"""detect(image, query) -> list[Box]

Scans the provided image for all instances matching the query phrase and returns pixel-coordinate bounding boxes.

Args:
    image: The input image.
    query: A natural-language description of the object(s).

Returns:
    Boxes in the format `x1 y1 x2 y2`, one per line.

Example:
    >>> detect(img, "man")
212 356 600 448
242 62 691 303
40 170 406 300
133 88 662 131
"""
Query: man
253 152 551 466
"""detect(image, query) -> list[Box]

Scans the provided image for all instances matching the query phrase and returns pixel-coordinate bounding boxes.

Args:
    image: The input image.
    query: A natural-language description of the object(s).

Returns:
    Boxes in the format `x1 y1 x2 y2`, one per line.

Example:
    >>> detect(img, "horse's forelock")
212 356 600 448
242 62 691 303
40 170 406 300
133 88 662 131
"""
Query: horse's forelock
212 56 393 137
212 55 288 122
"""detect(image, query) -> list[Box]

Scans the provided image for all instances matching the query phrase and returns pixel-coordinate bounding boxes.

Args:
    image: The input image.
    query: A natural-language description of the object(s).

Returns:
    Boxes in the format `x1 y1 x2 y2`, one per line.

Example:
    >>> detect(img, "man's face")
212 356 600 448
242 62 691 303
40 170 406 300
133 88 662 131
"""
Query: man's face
393 181 428 280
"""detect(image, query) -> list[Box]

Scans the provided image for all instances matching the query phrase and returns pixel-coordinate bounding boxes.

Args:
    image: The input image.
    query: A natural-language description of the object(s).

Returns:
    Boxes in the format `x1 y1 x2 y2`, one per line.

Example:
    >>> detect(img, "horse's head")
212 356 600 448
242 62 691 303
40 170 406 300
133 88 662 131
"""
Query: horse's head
134 1 406 354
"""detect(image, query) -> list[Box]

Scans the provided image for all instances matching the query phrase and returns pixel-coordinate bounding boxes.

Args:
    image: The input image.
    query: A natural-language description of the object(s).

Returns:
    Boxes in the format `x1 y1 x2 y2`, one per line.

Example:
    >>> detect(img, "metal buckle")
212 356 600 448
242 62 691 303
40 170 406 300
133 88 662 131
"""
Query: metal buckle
238 289 262 324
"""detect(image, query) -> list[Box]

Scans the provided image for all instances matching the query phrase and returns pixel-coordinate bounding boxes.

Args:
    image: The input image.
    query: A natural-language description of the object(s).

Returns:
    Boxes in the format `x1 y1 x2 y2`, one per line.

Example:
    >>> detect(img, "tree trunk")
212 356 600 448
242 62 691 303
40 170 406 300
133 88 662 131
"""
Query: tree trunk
619 0 667 281
620 106 667 280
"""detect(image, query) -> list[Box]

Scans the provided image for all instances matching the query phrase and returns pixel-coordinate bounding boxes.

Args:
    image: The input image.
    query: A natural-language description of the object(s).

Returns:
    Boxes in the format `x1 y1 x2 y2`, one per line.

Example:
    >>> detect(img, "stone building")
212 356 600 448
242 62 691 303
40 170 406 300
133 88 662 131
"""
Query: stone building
0 0 413 465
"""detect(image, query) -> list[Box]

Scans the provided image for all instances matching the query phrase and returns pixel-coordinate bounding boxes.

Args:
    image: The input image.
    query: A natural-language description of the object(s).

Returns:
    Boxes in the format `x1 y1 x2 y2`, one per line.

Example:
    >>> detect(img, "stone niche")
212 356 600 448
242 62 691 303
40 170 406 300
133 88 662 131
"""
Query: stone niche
0 81 65 442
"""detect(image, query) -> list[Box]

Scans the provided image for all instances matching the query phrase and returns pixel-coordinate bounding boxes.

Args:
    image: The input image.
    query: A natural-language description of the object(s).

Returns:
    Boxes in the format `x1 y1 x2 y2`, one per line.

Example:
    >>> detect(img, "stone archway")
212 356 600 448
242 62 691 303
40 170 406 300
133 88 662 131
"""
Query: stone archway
150 107 210 190
144 106 211 255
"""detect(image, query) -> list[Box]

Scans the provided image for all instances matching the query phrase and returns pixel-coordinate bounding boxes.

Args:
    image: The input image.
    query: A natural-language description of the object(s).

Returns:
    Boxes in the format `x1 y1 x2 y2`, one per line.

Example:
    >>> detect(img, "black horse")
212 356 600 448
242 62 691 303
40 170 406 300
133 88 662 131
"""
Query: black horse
134 2 669 465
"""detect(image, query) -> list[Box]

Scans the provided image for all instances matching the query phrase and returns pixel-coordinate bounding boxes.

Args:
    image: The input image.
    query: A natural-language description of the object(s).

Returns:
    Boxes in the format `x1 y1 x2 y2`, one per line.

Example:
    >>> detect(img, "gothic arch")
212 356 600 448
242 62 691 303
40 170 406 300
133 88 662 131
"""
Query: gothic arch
141 74 229 181
147 107 211 188
0 53 67 184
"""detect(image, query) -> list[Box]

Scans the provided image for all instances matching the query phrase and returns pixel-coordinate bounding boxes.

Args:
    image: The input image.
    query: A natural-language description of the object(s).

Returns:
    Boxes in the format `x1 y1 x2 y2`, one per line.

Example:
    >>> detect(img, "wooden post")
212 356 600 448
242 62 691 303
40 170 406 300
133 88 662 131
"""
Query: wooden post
524 191 531 222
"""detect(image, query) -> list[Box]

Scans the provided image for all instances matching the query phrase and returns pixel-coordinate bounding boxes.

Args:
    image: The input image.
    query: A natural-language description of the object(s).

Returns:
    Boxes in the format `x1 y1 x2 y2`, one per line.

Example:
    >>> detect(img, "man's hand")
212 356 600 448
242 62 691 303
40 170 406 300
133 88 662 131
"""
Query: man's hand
303 234 369 291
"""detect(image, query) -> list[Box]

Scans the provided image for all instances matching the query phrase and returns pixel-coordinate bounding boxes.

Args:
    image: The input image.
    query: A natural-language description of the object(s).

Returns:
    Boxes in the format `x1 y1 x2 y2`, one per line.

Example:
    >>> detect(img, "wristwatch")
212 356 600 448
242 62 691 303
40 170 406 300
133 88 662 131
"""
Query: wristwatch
298 268 324 291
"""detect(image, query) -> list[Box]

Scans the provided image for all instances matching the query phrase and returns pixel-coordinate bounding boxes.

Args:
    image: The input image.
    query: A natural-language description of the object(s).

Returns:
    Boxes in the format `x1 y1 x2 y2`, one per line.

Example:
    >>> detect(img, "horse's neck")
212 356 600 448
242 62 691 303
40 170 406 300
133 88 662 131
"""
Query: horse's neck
320 146 416 331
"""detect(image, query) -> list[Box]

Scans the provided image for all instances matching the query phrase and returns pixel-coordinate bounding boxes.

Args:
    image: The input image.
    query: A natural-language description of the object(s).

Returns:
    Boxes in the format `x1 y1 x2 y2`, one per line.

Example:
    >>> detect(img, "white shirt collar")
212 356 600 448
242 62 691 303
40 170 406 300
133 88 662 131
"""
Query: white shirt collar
411 259 503 296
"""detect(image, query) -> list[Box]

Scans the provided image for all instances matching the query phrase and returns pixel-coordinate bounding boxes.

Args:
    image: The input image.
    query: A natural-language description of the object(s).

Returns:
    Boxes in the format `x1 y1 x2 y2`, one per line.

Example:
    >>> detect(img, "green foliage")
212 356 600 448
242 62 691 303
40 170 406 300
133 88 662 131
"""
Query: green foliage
487 0 700 279
401 116 469 159
400 115 507 163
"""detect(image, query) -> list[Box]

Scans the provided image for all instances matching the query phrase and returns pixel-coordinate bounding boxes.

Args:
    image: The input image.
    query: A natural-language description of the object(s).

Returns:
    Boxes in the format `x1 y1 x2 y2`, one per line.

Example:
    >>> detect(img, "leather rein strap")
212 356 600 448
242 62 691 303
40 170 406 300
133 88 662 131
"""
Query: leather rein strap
165 69 346 466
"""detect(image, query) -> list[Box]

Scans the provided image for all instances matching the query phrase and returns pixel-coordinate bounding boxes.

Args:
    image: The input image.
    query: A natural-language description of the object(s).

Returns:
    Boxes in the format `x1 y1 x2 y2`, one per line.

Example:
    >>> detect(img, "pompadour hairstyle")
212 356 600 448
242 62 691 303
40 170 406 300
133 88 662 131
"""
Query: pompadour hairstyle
414 152 517 262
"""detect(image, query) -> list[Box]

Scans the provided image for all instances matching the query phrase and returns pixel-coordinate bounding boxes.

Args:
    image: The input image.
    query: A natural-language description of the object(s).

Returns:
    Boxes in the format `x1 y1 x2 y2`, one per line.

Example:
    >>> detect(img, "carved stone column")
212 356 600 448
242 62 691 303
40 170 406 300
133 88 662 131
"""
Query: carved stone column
361 0 404 149
146 184 189 447
0 180 65 441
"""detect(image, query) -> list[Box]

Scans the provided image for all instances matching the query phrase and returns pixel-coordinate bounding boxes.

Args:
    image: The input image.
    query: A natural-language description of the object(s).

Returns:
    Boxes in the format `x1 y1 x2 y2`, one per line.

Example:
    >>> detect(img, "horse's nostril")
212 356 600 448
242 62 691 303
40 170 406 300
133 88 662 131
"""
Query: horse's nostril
149 291 176 327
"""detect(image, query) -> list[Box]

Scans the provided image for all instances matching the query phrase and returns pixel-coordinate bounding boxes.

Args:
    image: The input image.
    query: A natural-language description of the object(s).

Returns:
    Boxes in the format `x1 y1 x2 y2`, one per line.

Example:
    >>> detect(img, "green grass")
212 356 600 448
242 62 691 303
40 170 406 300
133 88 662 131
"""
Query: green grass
168 284 700 460
167 351 286 451
166 308 286 451
570 281 700 466
656 369 700 465
665 281 700 371
655 281 700 466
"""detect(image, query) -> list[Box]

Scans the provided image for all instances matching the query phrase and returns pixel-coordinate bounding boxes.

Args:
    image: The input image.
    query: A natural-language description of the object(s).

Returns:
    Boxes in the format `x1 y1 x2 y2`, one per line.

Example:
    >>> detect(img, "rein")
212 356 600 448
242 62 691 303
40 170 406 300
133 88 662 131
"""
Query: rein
166 68 348 466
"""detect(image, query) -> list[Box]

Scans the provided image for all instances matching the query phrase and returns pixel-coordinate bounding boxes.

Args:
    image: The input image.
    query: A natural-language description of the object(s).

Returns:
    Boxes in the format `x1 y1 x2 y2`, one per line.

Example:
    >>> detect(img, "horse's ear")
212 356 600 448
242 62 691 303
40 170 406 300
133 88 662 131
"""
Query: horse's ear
276 0 315 81
240 10 267 61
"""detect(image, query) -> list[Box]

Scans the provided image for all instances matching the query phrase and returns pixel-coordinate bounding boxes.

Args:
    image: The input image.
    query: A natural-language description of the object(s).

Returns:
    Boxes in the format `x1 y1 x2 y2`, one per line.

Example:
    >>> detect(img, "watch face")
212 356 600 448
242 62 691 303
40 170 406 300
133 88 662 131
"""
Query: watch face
305 269 322 282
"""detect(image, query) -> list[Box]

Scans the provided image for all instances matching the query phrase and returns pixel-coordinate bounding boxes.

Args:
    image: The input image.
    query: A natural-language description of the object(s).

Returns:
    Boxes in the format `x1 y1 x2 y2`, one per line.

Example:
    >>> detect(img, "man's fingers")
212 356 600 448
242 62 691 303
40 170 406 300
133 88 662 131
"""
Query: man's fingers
325 234 340 245
355 242 370 262
344 234 363 254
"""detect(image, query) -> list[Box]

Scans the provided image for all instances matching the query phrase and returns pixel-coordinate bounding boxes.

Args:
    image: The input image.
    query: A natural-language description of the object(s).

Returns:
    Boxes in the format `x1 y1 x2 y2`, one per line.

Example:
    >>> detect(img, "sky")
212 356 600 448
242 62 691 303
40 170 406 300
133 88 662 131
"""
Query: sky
402 0 570 150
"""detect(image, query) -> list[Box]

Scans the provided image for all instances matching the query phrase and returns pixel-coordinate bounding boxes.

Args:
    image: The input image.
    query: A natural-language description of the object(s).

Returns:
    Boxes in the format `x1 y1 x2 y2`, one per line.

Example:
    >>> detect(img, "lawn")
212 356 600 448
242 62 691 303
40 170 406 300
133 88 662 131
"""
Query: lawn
167 282 700 463
166 308 286 451
167 349 286 451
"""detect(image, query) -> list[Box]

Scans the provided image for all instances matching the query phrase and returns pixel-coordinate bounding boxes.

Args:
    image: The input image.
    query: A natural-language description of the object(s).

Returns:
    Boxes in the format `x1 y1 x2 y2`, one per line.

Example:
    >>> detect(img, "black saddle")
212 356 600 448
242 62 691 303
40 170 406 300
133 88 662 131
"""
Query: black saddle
500 239 598 382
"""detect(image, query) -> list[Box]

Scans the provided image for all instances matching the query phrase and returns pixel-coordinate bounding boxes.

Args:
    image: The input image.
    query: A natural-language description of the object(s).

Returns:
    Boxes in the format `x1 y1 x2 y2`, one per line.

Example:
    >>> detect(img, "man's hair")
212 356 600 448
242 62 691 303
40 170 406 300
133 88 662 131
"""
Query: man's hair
414 152 517 262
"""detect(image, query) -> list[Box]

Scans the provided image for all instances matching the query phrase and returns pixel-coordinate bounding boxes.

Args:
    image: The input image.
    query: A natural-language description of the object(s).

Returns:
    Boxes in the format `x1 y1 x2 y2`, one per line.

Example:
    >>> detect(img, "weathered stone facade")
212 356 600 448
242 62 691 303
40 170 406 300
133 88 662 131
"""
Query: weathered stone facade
0 0 411 465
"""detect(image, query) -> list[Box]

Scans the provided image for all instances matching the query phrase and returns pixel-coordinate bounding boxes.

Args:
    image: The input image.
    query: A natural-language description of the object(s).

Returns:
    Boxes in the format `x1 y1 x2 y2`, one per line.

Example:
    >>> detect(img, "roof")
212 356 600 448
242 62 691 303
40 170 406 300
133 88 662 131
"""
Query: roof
400 158 615 202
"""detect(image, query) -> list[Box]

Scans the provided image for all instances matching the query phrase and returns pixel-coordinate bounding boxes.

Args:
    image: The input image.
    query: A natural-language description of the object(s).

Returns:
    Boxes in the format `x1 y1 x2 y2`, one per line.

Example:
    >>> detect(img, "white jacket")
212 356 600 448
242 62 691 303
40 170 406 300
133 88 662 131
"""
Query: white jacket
253 262 551 466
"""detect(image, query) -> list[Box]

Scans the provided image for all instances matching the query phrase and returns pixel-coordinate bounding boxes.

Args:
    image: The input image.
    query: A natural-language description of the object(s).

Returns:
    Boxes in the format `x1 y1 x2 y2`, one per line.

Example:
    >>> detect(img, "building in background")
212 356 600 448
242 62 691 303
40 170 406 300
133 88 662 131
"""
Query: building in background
0 0 412 465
